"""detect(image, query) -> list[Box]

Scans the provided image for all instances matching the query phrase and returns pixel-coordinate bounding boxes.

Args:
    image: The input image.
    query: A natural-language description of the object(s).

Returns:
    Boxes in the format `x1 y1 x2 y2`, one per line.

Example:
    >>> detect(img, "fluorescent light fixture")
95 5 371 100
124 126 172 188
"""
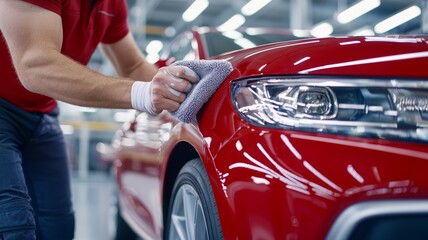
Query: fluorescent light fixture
292 29 311 37
222 31 244 40
337 0 381 24
234 38 257 49
245 28 265 35
146 40 163 54
164 27 176 37
182 0 209 22
217 14 246 31
241 0 272 16
311 22 334 37
223 31 244 40
374 5 422 34
349 27 375 36
146 53 160 64
196 26 211 34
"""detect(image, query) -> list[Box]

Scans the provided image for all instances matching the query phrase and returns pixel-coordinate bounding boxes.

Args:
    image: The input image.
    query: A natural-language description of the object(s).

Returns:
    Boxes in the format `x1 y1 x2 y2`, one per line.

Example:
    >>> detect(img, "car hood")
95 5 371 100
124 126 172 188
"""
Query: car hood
213 36 428 80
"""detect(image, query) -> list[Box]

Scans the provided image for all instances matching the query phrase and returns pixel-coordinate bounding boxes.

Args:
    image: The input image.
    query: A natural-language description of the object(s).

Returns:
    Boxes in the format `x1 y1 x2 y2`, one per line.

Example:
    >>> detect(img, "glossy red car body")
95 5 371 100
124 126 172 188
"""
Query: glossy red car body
112 28 428 240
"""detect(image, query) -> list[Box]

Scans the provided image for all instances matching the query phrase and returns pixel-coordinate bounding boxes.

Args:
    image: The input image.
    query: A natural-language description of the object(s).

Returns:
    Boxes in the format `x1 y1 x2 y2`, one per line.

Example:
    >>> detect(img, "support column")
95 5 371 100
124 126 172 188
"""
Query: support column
337 0 347 13
131 0 147 47
78 124 90 179
290 0 312 30
423 0 428 33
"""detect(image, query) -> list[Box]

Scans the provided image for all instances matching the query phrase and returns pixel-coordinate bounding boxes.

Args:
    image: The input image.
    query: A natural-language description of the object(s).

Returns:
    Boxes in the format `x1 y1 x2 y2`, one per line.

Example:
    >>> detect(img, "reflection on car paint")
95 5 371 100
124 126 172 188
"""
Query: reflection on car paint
243 40 321 59
293 57 311 65
299 51 428 74
291 134 428 160
228 135 343 201
339 40 362 46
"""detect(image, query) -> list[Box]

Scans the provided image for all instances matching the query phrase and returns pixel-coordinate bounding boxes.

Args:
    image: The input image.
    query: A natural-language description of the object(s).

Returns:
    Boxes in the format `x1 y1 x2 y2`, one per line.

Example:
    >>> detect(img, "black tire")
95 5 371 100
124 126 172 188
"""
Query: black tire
165 159 223 240
114 202 139 240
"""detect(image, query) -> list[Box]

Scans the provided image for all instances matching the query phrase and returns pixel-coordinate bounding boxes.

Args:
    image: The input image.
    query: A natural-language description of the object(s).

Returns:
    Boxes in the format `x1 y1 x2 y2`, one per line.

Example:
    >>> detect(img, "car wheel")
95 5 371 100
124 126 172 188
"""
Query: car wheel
166 159 223 240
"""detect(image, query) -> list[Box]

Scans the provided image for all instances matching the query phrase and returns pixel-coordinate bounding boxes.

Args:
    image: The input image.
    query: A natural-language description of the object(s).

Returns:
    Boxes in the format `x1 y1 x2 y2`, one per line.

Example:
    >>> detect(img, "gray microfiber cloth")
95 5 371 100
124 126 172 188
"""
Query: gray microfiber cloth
171 60 233 123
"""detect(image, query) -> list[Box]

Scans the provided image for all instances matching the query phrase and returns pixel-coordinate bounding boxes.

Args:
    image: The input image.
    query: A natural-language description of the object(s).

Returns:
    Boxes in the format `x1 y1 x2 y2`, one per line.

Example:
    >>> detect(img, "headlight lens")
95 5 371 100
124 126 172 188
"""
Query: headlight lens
231 77 428 142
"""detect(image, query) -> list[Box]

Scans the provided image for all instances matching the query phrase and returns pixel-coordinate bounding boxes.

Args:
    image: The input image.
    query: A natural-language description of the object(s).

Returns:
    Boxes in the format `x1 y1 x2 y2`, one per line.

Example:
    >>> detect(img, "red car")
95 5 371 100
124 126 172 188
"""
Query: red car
111 27 428 240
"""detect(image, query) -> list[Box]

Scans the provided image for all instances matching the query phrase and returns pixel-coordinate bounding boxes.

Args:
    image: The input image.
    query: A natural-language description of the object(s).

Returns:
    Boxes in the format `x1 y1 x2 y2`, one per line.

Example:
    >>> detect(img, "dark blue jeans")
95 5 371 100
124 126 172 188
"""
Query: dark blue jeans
0 99 74 240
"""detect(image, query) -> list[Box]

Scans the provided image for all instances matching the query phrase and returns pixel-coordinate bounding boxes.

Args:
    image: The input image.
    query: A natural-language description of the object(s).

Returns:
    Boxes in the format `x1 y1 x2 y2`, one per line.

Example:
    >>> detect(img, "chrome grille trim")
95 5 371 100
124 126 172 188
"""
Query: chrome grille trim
326 200 428 240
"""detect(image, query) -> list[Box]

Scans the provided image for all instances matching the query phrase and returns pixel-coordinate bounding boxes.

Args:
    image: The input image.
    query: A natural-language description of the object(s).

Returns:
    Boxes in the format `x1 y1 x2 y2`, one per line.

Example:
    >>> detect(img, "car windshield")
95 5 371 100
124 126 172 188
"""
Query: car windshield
201 30 303 57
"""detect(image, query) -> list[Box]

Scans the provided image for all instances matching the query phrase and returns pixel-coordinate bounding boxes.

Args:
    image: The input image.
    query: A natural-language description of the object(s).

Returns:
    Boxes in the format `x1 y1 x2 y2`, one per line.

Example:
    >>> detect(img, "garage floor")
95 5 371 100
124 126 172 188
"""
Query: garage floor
71 172 117 240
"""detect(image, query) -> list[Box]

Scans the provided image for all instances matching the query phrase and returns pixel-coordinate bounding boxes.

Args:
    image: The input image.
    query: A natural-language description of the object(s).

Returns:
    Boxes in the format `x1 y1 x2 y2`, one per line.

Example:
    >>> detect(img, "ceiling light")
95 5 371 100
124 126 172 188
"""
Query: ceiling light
182 0 209 22
241 0 272 16
146 54 160 64
374 5 422 34
222 31 244 40
245 28 267 35
311 22 334 37
146 40 163 54
234 38 257 49
337 0 381 24
348 27 375 36
292 29 311 38
217 14 246 31
164 27 176 37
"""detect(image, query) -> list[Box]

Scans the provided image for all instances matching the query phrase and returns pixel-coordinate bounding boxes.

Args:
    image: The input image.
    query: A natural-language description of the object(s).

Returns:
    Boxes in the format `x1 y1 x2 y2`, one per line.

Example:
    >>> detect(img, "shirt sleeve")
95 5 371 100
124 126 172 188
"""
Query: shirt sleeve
22 0 62 16
101 0 130 44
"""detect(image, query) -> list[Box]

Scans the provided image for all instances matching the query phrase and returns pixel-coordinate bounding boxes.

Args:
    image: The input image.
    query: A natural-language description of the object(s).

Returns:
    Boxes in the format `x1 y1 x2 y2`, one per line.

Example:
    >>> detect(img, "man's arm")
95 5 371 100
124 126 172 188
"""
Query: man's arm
100 33 158 81
0 0 198 112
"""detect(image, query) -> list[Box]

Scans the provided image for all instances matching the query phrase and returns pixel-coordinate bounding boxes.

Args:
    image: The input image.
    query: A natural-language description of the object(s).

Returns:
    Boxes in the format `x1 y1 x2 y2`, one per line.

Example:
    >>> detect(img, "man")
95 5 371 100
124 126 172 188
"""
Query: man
0 0 199 239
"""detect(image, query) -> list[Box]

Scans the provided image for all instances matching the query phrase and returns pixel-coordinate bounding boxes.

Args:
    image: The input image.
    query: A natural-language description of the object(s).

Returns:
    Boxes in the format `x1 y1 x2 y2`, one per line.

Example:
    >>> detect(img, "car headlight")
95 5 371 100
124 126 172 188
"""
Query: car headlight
231 77 428 142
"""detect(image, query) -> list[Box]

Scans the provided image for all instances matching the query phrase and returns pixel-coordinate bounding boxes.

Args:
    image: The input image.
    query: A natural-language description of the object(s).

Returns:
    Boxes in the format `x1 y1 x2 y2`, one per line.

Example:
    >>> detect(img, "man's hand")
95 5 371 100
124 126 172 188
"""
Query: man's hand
131 65 199 114
150 65 200 113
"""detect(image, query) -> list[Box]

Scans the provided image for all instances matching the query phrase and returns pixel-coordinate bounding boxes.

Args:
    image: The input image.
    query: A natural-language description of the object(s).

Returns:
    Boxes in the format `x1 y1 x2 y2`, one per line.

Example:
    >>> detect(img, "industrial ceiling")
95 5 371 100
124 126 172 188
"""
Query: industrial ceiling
128 0 426 42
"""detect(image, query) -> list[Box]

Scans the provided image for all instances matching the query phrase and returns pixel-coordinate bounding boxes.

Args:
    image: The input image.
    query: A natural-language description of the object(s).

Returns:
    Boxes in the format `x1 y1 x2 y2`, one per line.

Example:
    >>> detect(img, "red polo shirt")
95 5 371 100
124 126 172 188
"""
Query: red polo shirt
0 0 129 113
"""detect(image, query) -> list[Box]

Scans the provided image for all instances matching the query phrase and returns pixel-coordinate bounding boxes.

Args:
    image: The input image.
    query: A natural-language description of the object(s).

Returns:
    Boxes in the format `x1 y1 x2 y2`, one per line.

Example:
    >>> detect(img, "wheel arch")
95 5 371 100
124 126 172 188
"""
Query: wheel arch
161 141 200 229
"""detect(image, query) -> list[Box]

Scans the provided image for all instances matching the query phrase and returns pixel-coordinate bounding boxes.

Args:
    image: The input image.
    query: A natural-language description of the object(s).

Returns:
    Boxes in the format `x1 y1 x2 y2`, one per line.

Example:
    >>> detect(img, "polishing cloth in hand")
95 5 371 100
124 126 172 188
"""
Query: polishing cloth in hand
171 60 233 123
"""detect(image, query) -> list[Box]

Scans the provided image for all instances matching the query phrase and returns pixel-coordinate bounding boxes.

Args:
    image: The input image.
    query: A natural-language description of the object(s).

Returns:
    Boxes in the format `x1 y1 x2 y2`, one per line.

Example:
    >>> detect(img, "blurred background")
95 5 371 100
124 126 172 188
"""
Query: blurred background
60 0 427 239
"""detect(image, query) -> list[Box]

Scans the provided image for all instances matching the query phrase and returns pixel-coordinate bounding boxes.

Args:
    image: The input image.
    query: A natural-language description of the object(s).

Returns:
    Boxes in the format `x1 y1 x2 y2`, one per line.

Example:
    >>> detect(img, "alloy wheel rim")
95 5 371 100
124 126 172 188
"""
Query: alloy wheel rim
169 184 209 240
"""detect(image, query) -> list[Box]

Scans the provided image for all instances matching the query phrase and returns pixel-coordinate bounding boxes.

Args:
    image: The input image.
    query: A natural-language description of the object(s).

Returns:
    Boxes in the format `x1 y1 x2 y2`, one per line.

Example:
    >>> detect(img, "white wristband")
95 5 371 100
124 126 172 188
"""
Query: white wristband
131 81 156 115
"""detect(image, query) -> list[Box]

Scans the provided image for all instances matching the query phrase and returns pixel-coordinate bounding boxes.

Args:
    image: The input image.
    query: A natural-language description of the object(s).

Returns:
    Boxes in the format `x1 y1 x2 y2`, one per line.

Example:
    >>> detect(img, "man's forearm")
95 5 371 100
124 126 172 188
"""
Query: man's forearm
99 35 159 81
124 59 158 81
18 47 134 109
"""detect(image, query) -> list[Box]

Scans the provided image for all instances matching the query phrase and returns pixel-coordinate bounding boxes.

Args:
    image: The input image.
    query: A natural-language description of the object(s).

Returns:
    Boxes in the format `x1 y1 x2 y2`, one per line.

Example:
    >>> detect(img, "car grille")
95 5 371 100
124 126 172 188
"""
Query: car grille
326 200 428 240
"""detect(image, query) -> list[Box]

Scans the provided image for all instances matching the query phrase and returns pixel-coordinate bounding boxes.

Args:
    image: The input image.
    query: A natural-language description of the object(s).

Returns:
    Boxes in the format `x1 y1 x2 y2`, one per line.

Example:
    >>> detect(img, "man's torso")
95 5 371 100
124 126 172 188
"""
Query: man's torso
0 0 129 112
